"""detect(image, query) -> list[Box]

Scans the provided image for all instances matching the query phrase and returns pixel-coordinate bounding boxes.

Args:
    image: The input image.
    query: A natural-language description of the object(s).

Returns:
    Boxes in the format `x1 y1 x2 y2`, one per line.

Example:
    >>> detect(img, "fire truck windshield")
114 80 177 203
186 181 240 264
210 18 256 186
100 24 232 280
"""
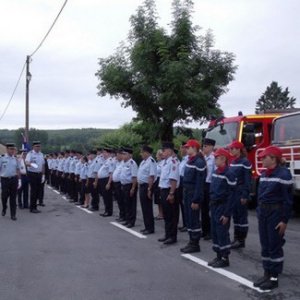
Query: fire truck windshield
273 114 300 145
205 122 238 147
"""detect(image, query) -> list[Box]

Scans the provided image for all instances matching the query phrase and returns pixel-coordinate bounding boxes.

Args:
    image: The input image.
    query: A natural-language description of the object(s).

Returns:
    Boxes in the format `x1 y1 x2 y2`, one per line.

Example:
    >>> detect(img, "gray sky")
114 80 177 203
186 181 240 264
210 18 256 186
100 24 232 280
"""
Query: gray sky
0 0 299 130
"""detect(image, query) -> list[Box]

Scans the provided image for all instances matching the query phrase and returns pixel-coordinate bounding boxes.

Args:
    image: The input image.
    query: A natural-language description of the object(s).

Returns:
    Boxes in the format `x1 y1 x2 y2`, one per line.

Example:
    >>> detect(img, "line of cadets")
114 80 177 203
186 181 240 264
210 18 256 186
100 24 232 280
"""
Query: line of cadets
1 138 293 292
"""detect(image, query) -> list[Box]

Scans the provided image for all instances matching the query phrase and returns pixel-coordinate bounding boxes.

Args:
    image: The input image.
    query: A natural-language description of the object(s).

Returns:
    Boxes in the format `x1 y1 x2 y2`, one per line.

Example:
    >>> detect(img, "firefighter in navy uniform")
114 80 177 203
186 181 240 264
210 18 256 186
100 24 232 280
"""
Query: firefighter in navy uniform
0 143 21 221
208 148 237 268
253 146 293 291
180 140 206 253
158 142 180 245
228 141 252 249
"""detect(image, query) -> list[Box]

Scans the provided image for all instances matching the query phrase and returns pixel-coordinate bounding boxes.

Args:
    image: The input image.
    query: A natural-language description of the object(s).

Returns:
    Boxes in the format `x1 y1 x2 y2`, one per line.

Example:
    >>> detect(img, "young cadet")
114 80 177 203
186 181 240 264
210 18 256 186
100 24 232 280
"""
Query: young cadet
209 148 237 268
180 140 206 253
96 147 114 217
25 141 45 213
120 147 138 228
137 145 157 235
0 143 21 220
228 141 252 249
253 146 293 290
158 142 180 245
202 138 216 240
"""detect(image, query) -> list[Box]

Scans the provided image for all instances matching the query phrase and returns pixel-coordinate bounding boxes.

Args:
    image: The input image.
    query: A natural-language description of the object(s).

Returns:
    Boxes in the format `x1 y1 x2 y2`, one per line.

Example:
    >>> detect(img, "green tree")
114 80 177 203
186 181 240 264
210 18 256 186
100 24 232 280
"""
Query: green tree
255 81 296 114
96 0 236 141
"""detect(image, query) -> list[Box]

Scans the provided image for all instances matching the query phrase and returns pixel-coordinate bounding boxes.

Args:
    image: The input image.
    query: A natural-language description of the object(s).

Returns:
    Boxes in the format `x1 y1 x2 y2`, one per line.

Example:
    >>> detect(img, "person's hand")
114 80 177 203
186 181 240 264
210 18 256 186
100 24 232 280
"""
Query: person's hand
191 203 199 210
147 190 152 199
41 175 45 184
220 215 229 225
275 222 287 236
105 183 111 191
130 188 135 197
167 194 175 204
240 198 247 205
17 179 22 189
93 181 97 188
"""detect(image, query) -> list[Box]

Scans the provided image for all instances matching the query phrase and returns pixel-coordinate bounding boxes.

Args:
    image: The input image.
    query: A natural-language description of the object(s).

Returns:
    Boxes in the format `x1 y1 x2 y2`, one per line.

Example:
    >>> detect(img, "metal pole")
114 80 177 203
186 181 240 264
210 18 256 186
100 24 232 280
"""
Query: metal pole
25 55 30 143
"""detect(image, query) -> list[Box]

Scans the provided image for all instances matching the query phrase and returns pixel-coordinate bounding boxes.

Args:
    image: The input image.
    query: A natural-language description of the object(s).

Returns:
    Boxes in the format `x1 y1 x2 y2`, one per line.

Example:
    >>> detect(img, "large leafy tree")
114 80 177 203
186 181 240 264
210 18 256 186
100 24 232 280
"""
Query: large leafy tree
96 0 236 141
255 81 296 114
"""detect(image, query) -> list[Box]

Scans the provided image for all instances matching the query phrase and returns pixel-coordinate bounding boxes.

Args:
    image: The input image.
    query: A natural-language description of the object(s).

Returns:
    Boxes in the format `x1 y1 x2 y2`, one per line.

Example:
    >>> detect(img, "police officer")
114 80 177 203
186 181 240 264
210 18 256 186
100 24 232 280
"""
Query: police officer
25 141 45 213
120 147 138 228
0 143 21 220
86 150 99 211
208 148 237 268
254 146 293 290
158 142 180 245
17 149 29 209
74 151 83 205
57 152 65 192
112 149 125 222
180 140 206 253
228 141 252 249
138 145 157 235
96 147 114 217
202 138 216 240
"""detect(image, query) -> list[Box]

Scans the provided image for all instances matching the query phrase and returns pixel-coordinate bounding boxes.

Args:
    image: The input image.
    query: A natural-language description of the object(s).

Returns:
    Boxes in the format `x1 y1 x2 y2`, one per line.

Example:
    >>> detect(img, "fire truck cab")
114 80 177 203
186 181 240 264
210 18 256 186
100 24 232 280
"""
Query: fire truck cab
204 113 282 198
256 112 300 196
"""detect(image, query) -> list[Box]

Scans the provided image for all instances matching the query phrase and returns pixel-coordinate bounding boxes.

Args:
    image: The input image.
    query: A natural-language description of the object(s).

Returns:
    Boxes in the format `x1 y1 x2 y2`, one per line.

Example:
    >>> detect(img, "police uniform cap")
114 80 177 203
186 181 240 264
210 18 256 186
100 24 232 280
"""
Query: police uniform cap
203 138 216 146
32 141 41 146
121 147 133 154
141 145 153 154
162 142 175 150
6 143 16 148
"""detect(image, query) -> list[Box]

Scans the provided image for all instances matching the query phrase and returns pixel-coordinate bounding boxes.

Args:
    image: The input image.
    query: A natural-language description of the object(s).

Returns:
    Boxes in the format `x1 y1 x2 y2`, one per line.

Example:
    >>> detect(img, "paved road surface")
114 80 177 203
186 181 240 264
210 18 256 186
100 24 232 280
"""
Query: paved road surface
1 185 300 300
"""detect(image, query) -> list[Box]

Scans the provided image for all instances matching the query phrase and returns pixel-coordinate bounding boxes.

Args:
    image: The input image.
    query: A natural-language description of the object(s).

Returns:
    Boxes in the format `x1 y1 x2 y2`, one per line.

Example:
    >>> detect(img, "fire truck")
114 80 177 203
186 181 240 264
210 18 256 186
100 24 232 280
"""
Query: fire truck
204 112 282 199
256 112 300 197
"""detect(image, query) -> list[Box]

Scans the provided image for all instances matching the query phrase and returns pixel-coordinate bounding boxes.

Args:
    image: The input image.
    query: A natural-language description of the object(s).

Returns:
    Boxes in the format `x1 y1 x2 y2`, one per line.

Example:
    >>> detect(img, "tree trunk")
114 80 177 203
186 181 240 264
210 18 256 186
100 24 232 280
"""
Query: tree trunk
159 122 174 142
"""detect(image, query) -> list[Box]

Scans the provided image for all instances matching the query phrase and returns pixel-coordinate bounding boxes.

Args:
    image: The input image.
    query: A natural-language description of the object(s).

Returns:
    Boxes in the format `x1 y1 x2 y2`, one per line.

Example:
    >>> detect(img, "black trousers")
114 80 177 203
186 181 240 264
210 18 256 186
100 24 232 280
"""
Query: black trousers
122 183 137 226
27 172 42 211
38 182 45 204
79 179 86 204
58 172 63 192
18 174 29 208
69 173 76 200
113 182 125 219
1 176 18 217
139 183 154 232
178 179 186 227
160 188 179 240
88 178 99 210
99 177 113 215
201 182 211 236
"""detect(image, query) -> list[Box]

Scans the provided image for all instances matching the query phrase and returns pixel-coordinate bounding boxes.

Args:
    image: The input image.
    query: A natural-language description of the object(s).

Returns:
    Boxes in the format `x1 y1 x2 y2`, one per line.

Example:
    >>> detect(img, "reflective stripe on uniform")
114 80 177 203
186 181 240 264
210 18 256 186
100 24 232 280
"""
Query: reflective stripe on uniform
185 164 206 172
262 256 284 263
233 223 249 228
213 244 232 250
259 177 294 185
187 228 201 232
230 164 252 170
212 174 237 186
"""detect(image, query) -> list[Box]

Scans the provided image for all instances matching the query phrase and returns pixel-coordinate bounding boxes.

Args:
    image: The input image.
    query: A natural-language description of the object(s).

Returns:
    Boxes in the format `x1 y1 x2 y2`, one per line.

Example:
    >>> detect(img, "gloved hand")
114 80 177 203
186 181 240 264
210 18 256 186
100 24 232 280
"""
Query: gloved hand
41 175 45 184
18 179 22 189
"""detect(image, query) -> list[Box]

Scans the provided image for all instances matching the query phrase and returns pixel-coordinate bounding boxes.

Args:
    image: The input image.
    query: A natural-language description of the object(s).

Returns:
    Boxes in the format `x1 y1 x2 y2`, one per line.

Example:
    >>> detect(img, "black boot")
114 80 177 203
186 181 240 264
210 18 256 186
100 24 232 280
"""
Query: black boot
211 256 229 268
253 271 270 287
259 277 278 291
180 240 200 253
208 253 222 266
231 231 245 249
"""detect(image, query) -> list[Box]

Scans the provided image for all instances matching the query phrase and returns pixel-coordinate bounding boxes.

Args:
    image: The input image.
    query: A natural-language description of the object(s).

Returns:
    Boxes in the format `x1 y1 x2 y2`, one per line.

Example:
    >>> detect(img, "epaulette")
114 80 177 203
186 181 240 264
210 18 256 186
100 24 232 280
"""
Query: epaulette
150 157 155 162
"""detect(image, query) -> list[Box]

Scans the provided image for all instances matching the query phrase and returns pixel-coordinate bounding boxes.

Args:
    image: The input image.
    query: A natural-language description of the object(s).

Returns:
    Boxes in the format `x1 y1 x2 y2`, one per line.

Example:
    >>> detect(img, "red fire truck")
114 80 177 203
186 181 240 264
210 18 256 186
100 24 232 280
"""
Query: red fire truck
204 113 282 199
256 112 300 197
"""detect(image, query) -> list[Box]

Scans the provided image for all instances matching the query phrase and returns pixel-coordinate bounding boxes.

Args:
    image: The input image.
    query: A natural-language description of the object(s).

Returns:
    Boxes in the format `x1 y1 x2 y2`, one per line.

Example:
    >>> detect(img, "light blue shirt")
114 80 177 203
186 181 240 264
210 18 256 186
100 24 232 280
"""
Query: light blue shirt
0 154 19 177
80 163 88 180
137 156 157 184
57 158 64 172
159 156 180 189
179 155 189 177
63 157 71 173
87 159 97 178
205 153 215 183
25 150 45 173
97 157 114 179
75 160 83 175
112 160 123 182
156 160 164 178
93 155 105 173
69 157 77 174
120 159 138 185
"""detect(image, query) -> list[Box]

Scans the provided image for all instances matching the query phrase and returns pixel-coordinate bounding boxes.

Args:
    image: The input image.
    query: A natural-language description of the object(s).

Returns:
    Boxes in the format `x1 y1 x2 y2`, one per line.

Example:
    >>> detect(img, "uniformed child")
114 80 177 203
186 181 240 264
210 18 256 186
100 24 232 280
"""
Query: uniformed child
180 139 206 253
0 143 21 220
253 146 293 290
209 148 237 268
228 141 252 249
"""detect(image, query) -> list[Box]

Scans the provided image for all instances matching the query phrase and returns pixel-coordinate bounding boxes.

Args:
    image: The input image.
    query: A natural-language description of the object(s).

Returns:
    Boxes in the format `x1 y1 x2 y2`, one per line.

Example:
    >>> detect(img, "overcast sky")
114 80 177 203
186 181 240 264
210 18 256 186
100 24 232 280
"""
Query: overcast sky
0 0 299 130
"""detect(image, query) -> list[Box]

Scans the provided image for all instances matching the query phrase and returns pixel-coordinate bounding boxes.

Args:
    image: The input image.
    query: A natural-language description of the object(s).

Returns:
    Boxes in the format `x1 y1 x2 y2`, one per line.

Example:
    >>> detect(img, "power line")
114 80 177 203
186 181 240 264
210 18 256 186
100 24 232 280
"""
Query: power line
0 62 26 122
30 0 69 57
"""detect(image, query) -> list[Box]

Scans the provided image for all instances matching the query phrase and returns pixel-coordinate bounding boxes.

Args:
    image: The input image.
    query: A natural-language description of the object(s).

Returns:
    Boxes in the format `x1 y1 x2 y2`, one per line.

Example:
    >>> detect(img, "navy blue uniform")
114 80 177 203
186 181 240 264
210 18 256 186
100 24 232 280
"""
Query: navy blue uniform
210 167 237 257
182 155 206 242
257 166 293 277
230 157 251 242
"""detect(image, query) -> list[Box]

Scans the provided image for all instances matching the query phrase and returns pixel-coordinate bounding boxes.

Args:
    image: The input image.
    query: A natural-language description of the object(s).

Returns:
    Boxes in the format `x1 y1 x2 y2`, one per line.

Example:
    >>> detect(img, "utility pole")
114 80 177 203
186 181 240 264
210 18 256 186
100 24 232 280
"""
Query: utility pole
25 55 31 143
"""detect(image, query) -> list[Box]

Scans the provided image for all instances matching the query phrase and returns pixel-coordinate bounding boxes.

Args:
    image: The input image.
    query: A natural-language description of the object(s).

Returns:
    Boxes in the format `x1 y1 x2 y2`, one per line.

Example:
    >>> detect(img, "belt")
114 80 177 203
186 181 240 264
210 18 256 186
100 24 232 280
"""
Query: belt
27 171 42 175
259 203 282 210
1 176 17 179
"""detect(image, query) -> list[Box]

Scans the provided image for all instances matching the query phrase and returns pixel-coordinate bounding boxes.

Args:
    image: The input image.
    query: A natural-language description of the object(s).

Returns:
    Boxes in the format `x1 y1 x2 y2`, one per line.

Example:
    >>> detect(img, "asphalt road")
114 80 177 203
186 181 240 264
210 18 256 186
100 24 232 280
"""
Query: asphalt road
0 185 300 300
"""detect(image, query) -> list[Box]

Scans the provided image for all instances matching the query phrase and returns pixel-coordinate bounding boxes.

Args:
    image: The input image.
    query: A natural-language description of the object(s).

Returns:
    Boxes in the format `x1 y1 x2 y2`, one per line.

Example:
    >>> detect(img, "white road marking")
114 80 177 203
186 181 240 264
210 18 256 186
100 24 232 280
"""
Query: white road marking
181 254 270 293
54 190 60 195
110 222 147 239
47 185 53 190
76 206 93 214
62 196 68 201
